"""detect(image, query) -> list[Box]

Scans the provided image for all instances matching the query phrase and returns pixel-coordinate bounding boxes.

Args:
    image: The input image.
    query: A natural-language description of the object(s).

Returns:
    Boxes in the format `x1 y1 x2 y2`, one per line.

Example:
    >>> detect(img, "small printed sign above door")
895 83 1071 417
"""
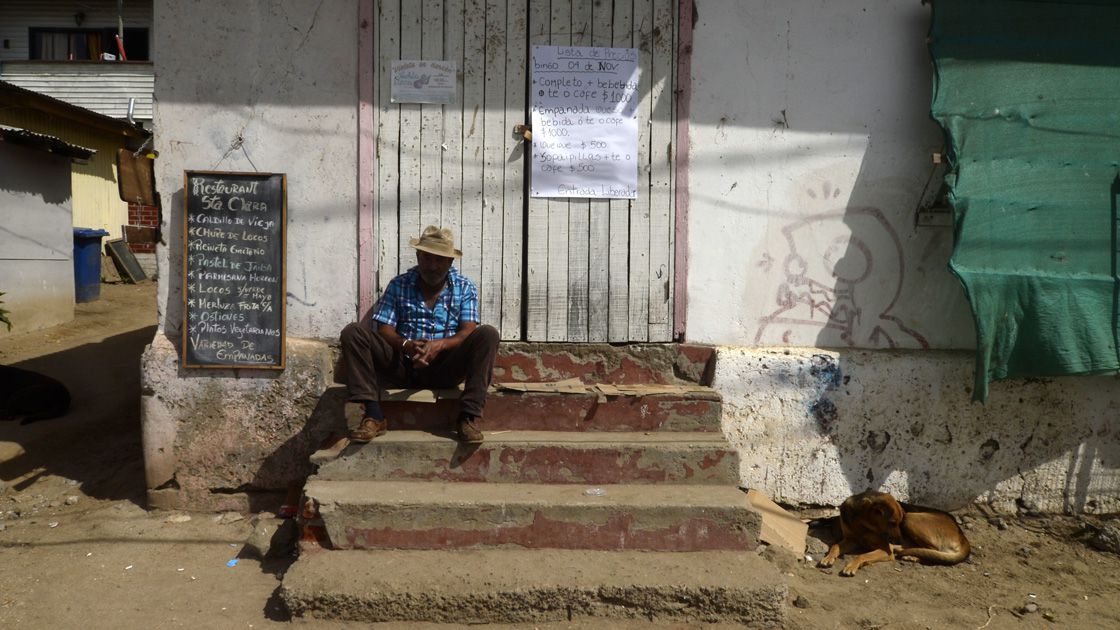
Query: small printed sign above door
530 45 640 199
391 60 457 104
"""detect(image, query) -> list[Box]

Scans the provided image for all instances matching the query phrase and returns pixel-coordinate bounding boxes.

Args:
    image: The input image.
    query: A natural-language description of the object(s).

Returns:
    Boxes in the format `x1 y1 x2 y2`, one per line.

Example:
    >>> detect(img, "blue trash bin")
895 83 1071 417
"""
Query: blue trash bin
73 228 109 302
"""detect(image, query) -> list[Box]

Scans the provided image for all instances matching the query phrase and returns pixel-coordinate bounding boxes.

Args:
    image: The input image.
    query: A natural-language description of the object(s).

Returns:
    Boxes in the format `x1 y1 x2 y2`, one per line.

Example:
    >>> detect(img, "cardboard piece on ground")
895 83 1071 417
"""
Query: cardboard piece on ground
100 255 122 283
747 489 808 555
592 383 712 396
380 388 438 403
380 384 463 403
492 380 714 397
382 380 716 402
497 376 591 392
595 383 622 397
309 434 351 466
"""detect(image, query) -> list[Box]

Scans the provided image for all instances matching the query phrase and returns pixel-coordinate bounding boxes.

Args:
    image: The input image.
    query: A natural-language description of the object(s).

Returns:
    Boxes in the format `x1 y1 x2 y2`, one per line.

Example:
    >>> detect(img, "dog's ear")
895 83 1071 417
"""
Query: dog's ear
876 502 899 525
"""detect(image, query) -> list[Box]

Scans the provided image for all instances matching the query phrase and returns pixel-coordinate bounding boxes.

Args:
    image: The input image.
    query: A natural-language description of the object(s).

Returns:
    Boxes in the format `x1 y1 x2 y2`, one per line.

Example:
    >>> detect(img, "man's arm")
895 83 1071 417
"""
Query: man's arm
371 277 406 351
376 323 412 356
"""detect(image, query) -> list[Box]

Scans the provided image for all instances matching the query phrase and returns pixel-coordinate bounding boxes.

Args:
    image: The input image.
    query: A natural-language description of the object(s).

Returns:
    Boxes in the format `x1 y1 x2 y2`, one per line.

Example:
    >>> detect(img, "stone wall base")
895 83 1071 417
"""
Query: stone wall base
716 347 1120 515
140 334 1120 514
141 334 341 512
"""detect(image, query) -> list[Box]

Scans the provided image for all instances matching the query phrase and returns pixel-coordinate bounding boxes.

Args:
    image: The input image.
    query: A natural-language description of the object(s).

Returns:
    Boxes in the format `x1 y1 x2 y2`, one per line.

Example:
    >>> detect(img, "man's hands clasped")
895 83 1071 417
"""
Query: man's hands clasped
403 338 447 368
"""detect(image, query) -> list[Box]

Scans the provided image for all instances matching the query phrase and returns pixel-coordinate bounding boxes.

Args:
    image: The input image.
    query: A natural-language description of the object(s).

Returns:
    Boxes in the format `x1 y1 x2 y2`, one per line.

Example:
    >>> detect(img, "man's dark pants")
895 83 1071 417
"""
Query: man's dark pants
339 322 499 418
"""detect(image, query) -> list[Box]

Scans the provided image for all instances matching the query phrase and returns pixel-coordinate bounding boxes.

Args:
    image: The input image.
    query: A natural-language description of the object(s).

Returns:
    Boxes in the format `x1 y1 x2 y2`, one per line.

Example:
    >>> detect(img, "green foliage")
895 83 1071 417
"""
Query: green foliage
0 292 10 331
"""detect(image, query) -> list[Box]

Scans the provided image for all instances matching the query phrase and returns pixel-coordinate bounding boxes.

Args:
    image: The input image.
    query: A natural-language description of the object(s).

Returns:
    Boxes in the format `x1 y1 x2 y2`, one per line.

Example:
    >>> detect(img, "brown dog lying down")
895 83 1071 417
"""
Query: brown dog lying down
818 489 970 576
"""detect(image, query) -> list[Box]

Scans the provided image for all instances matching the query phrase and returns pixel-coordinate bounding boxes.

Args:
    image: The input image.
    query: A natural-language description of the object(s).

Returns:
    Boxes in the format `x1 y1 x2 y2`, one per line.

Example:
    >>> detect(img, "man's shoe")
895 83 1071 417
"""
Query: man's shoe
457 415 484 444
350 417 387 443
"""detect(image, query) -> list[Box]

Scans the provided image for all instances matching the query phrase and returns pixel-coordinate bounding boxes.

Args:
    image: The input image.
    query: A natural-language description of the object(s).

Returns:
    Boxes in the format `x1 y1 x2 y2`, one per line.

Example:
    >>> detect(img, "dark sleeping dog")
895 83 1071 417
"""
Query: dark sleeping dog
0 365 71 424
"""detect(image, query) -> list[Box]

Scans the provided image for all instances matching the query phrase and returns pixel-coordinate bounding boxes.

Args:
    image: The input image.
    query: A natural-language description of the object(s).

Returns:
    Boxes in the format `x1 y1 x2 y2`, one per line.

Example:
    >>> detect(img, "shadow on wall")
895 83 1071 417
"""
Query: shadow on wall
0 147 73 207
687 1 971 349
739 7 960 352
793 10 1120 509
809 351 1120 513
145 338 347 513
162 189 185 347
755 202 933 350
242 386 347 513
692 3 1117 510
0 326 158 508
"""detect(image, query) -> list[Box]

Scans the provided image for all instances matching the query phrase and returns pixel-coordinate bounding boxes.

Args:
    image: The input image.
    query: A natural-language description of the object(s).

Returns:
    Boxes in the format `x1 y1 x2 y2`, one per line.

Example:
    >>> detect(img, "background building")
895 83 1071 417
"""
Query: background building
142 0 1119 515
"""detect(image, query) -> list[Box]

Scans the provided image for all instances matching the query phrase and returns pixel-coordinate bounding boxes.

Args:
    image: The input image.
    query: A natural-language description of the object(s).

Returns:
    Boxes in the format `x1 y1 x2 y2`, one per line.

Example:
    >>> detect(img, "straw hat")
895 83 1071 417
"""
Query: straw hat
410 225 462 258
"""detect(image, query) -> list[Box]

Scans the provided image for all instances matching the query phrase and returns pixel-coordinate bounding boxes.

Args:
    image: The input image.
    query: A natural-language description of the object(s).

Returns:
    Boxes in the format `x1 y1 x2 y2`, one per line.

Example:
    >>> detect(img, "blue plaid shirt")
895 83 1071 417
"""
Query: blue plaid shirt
372 266 479 340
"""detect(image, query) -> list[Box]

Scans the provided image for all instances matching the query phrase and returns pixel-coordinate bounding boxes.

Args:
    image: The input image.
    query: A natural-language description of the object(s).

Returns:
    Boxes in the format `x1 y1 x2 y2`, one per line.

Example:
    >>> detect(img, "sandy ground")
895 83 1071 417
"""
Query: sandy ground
2 281 1119 629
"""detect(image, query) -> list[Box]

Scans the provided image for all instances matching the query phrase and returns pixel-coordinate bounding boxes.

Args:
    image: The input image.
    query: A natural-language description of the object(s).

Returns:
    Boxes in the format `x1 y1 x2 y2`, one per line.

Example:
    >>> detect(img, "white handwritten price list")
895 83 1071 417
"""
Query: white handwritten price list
530 45 641 199
182 171 286 369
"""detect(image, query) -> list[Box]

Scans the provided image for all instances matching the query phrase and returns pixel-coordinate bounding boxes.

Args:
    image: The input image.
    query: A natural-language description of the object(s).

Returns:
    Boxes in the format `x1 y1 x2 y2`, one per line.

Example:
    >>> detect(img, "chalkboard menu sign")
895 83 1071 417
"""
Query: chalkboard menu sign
182 171 286 369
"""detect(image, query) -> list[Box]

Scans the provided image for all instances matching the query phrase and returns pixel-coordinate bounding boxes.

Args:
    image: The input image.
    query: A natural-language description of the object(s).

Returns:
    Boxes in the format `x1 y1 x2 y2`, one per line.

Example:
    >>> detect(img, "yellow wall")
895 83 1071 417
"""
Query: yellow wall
0 109 130 241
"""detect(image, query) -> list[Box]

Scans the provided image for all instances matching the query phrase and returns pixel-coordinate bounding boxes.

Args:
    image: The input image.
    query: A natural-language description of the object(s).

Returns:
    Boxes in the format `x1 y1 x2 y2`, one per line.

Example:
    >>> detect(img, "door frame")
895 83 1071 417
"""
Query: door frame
357 0 695 341
671 0 693 341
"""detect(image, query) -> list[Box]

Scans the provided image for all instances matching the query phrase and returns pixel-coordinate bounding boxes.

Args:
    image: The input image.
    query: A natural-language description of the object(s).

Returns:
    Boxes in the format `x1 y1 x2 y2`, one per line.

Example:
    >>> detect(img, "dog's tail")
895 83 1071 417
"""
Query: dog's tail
896 541 970 565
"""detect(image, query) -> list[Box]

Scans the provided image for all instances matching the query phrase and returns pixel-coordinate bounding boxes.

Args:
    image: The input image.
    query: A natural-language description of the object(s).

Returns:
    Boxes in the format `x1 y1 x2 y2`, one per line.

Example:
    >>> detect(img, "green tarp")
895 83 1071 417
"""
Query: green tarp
929 0 1120 401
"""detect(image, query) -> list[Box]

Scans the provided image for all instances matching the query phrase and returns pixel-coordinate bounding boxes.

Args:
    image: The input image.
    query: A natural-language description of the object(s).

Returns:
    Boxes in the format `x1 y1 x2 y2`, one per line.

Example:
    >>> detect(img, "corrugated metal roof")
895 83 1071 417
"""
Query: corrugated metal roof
0 124 95 159
1 61 154 120
0 79 148 140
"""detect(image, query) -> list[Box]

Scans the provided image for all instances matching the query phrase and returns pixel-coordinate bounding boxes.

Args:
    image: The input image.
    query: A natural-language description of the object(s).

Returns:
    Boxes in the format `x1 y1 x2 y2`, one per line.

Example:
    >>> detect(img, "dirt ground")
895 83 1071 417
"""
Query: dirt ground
2 281 1119 629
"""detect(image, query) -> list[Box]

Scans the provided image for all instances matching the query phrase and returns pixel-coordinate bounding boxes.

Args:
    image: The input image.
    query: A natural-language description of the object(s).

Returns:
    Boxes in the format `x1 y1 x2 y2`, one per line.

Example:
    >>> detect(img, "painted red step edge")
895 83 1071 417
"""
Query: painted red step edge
338 511 755 552
382 391 721 432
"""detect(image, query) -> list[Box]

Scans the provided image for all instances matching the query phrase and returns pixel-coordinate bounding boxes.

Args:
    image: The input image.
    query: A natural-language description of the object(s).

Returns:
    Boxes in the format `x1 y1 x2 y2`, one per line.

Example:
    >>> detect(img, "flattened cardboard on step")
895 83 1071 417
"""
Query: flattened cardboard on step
491 378 588 394
377 380 714 403
592 383 713 395
491 380 713 397
746 489 808 555
379 385 463 402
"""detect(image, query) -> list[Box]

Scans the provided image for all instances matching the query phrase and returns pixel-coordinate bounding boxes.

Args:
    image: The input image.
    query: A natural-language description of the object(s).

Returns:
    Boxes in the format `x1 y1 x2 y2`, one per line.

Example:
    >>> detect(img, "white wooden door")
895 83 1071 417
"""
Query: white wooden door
374 0 677 342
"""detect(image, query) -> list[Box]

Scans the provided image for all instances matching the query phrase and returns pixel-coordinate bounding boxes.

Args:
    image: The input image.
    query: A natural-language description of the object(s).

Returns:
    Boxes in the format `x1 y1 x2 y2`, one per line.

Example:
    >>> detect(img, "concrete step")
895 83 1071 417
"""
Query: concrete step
381 388 722 432
313 430 740 486
280 548 786 626
493 342 716 385
304 479 759 552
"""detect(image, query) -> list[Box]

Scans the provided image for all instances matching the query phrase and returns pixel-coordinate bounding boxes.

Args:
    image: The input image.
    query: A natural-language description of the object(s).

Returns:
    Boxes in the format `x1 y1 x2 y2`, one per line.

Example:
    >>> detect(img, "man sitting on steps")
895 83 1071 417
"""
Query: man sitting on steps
339 225 499 444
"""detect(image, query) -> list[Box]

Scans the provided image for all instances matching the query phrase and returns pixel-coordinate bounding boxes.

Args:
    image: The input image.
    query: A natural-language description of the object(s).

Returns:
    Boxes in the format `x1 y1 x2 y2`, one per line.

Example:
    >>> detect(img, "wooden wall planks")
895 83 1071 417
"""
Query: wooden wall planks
586 0 614 343
397 1 423 280
481 0 508 329
460 0 486 296
544 0 572 342
376 1 400 292
420 0 445 232
565 0 593 342
374 0 676 342
627 0 654 342
501 1 528 339
647 0 675 342
607 0 634 343
524 0 551 341
442 0 465 248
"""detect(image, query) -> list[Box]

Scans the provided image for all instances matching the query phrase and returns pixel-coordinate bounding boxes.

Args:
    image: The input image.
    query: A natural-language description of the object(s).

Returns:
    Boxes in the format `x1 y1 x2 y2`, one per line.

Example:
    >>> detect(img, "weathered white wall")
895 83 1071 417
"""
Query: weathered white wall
716 348 1120 514
0 142 75 337
689 1 1120 513
687 0 972 350
144 0 359 510
153 0 359 340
